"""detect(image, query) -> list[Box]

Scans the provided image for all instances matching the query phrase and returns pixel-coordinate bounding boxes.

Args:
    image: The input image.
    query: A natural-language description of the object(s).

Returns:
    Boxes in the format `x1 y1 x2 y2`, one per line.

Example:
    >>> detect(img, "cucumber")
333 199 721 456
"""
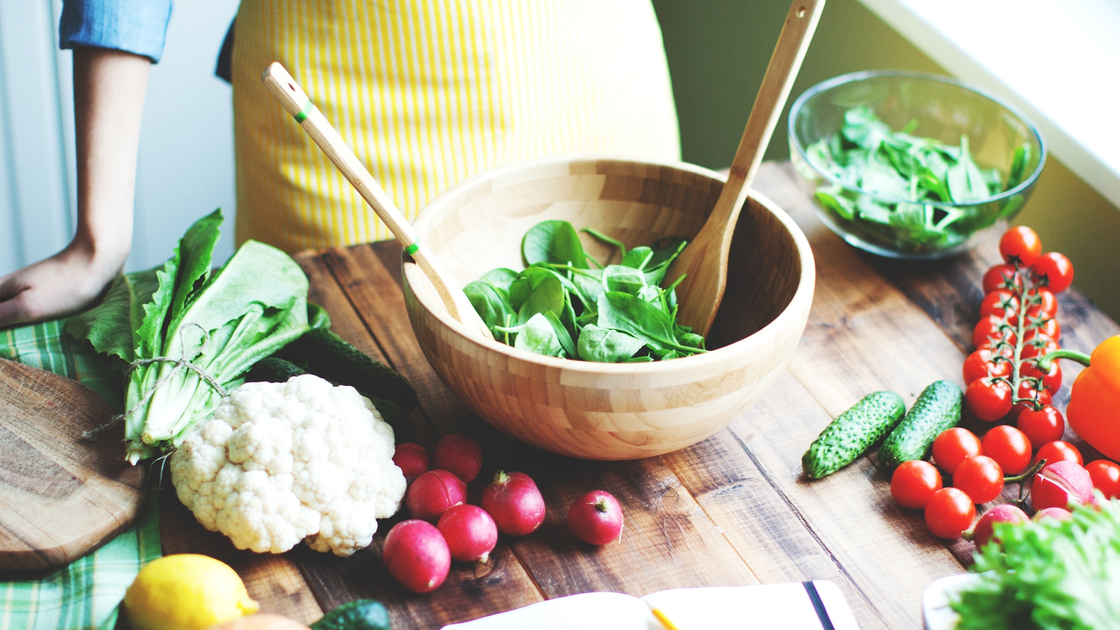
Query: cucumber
280 329 419 420
244 357 307 383
311 599 390 630
802 391 906 479
878 380 963 471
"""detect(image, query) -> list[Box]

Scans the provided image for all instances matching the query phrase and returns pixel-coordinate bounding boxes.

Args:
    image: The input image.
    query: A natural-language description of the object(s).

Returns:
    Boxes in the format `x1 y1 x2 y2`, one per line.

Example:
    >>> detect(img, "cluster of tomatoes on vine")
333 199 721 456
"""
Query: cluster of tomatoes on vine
889 227 1120 544
964 226 1073 428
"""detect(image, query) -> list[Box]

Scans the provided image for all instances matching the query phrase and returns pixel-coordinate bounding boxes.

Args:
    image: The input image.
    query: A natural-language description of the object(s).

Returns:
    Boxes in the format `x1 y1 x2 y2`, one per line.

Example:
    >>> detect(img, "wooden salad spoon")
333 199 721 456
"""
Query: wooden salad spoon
669 0 825 337
262 63 494 341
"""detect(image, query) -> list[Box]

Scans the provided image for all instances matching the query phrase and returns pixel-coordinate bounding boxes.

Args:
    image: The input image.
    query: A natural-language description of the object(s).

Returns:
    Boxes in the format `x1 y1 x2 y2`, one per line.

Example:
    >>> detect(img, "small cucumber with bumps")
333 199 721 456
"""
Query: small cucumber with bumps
280 328 418 419
244 357 307 383
802 391 906 479
878 380 963 471
311 599 390 630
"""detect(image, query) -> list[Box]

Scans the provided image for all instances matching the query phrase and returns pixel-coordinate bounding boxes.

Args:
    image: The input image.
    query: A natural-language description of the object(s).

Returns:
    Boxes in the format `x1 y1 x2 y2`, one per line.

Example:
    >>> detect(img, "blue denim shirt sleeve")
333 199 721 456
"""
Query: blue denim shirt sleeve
59 0 173 63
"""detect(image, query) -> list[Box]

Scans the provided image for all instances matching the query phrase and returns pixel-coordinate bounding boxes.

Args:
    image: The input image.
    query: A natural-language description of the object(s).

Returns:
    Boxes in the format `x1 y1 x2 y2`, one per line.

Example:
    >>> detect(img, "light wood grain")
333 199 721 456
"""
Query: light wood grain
0 359 145 571
402 156 815 460
670 0 825 337
260 63 492 341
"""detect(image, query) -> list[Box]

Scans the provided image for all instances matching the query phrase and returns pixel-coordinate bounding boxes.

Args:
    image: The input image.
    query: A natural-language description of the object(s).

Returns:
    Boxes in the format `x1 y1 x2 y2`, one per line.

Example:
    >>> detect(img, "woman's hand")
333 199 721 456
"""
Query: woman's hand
0 47 149 328
0 239 127 328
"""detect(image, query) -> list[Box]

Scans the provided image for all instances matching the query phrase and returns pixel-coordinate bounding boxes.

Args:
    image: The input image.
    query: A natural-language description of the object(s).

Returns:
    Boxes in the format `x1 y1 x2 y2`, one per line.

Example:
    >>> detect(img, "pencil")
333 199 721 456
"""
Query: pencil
648 605 681 630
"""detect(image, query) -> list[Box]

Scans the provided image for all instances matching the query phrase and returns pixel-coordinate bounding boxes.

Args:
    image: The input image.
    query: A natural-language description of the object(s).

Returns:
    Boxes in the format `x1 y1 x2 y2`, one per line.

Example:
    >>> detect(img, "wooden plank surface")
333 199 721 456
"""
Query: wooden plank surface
152 161 1118 629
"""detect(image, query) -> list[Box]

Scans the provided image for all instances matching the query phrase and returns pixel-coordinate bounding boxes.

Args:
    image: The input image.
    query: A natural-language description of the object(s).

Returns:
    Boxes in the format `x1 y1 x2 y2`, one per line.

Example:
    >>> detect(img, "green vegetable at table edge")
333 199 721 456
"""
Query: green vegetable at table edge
950 498 1120 630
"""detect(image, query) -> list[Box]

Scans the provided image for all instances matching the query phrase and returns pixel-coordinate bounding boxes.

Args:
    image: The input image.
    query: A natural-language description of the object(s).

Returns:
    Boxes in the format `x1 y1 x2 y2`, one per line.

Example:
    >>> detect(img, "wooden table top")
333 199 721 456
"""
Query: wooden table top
157 162 1119 630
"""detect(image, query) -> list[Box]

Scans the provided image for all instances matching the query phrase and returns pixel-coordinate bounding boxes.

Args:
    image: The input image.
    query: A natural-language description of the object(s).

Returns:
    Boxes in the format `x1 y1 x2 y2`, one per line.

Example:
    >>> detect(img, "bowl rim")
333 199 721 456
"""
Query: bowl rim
404 154 816 374
787 69 1047 207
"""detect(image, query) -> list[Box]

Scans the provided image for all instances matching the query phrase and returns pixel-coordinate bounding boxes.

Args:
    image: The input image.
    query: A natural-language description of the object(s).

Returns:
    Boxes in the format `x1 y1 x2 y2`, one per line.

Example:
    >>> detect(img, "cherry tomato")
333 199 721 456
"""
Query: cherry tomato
1009 383 1053 422
977 340 1016 360
979 290 1020 324
890 460 943 509
1016 380 1053 406
953 455 1004 504
1025 288 1057 320
1017 405 1065 446
1086 460 1120 500
966 377 1013 422
973 315 1016 349
982 263 1020 294
1023 318 1060 342
1034 440 1083 466
963 348 1012 385
1020 338 1061 360
1031 252 1074 293
925 488 977 539
999 226 1042 266
981 425 1032 475
1019 358 1062 392
932 428 983 474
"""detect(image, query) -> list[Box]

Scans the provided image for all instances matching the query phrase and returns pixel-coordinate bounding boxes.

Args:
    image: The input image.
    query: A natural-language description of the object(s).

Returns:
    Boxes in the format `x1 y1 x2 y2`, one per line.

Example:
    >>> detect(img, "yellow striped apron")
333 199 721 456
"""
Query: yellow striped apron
231 0 681 252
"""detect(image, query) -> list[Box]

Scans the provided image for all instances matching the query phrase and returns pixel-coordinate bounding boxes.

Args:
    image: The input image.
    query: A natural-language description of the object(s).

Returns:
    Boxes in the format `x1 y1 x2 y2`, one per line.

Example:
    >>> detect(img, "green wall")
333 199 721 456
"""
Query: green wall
652 0 1120 322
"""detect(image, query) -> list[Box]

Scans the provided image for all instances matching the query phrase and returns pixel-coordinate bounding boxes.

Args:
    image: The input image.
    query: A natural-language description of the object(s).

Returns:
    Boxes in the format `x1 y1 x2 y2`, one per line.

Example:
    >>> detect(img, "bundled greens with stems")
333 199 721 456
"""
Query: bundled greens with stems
464 220 705 362
67 210 317 463
804 106 1032 252
950 497 1120 630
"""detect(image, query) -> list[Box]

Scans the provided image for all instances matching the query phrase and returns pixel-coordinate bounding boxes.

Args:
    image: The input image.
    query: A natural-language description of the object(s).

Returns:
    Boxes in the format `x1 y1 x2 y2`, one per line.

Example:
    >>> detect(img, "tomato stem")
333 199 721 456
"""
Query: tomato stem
1004 458 1046 483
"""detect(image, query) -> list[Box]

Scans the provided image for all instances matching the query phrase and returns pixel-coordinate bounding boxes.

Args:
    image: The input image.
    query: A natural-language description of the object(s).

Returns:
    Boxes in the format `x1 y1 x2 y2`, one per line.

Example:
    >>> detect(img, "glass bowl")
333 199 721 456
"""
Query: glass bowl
788 71 1046 259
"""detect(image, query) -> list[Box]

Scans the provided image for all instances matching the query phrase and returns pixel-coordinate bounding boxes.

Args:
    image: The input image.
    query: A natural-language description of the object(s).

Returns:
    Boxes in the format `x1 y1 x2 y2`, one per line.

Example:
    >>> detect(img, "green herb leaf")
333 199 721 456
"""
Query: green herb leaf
523 220 588 268
576 324 646 362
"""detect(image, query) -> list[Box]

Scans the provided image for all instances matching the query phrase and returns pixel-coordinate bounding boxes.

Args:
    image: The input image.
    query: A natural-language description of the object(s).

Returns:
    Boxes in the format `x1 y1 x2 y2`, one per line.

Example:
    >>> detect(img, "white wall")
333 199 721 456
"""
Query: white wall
0 0 240 278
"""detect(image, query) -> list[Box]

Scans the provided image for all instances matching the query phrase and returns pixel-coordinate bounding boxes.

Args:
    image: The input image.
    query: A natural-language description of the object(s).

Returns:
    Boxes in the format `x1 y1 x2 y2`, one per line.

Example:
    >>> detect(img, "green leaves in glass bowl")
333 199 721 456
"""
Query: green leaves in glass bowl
804 106 1032 256
463 220 705 363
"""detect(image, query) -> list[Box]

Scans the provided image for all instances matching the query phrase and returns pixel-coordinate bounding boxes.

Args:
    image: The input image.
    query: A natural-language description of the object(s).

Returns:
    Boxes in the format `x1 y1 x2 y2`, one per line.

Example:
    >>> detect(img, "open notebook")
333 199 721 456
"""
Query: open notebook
442 581 860 630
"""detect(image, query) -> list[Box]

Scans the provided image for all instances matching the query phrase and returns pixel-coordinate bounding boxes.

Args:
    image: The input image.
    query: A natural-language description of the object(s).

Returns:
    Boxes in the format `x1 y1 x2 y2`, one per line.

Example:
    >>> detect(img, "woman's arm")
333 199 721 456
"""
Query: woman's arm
0 47 149 328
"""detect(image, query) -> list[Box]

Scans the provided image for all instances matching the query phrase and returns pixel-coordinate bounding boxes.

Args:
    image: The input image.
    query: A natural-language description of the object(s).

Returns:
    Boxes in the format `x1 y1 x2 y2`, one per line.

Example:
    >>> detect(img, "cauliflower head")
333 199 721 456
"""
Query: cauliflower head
170 374 406 556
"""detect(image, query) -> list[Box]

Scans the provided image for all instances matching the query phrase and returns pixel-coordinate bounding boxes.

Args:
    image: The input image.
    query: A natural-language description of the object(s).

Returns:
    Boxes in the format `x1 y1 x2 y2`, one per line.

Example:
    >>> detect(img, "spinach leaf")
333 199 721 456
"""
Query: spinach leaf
509 267 559 312
514 312 564 357
483 268 519 294
465 279 516 338
577 324 646 362
517 275 565 326
602 265 647 296
597 292 704 355
522 220 588 268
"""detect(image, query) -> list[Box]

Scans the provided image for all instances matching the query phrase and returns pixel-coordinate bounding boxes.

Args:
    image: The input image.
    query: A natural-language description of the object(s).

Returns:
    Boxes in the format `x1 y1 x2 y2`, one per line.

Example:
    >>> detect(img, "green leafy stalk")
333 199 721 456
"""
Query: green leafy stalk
66 210 312 463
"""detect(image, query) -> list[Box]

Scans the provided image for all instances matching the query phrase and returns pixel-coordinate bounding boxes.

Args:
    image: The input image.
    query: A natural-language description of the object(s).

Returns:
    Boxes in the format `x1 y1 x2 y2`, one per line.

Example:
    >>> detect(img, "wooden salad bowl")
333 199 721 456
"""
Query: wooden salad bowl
402 156 815 460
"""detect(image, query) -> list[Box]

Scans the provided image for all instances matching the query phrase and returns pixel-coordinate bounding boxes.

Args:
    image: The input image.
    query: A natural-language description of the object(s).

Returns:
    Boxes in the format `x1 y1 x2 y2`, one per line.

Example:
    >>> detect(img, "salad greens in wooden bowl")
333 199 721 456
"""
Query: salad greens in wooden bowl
789 71 1045 259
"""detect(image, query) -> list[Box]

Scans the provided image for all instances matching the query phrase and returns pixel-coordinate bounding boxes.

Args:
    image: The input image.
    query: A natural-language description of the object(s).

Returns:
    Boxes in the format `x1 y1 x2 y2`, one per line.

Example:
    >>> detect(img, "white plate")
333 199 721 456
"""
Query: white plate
922 573 982 630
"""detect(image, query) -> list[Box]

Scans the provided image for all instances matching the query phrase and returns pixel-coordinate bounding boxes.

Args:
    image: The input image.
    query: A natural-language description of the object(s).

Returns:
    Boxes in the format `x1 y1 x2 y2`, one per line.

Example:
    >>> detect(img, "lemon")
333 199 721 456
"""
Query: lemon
124 554 260 630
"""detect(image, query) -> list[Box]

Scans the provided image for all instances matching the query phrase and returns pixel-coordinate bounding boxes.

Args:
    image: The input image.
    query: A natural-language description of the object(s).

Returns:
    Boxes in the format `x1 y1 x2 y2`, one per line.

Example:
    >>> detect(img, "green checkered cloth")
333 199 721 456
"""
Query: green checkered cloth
0 320 161 630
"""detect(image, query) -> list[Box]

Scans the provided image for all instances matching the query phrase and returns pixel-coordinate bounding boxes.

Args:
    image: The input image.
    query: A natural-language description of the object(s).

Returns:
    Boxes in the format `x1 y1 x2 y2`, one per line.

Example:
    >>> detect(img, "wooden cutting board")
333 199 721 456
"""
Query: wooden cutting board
0 358 146 571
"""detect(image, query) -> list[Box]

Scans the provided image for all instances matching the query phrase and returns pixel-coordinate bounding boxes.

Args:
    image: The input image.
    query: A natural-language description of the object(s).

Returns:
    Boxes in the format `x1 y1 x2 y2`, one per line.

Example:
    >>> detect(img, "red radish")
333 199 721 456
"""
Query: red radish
432 434 483 483
407 470 467 522
1032 507 1072 523
1031 460 1093 511
969 504 1028 549
437 504 498 562
481 471 546 536
393 443 430 479
383 520 450 593
568 490 624 545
